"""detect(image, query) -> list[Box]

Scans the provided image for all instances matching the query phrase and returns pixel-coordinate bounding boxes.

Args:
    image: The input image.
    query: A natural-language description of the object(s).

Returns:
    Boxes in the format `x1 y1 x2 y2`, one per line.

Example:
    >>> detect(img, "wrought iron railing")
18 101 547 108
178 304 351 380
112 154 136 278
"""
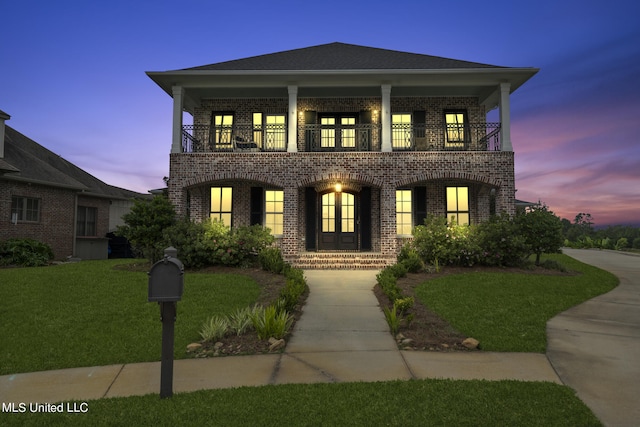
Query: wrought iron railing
182 124 287 152
182 122 501 153
391 122 501 151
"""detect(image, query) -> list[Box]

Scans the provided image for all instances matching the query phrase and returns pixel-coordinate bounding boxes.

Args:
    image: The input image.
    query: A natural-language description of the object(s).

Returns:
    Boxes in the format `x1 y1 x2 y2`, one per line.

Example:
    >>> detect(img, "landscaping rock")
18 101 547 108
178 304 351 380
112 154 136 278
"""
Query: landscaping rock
187 343 202 352
213 342 224 350
269 338 285 351
462 338 480 349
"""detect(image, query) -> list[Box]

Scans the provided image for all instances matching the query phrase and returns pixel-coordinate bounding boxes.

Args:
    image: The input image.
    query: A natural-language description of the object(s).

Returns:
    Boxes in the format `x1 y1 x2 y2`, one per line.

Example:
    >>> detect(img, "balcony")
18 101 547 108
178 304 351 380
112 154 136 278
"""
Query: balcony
181 122 501 153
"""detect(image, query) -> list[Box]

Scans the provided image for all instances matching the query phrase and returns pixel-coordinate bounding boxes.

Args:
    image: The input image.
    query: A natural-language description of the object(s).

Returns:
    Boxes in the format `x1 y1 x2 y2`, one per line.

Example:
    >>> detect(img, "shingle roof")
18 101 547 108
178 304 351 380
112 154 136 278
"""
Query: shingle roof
184 42 504 71
2 126 145 199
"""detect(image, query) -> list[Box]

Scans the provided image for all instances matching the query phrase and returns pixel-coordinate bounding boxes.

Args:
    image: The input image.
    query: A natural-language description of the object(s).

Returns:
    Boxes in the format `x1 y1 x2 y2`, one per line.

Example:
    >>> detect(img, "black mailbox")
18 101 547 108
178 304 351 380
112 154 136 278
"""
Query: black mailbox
148 248 184 302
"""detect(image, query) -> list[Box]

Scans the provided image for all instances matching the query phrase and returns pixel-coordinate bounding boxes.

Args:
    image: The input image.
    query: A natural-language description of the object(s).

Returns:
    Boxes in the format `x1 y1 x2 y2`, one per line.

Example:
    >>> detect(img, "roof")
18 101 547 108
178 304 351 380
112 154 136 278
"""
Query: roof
147 42 538 112
184 42 504 71
1 126 146 200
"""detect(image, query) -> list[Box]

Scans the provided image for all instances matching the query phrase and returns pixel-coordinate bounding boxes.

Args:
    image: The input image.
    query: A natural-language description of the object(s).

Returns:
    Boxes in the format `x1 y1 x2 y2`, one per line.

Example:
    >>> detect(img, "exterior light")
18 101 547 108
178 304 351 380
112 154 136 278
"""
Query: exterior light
335 183 342 192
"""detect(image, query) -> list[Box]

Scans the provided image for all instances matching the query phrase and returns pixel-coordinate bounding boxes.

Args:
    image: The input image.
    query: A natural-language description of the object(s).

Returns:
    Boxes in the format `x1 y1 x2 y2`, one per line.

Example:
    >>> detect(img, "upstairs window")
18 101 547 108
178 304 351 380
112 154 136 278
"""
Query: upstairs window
11 196 40 223
254 113 286 150
212 113 234 146
446 186 469 225
341 117 356 148
444 110 468 147
211 187 233 226
392 114 412 150
77 206 97 236
320 117 336 148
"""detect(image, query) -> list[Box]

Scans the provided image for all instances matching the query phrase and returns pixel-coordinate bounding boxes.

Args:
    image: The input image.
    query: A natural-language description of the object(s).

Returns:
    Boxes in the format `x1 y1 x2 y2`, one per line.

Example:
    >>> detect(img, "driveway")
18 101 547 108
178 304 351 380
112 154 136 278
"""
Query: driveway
548 249 640 427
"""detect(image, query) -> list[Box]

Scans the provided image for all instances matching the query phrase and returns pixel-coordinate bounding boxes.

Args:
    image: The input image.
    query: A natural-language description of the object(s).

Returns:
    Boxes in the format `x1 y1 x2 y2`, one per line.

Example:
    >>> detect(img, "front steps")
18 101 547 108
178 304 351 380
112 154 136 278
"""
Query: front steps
288 252 395 270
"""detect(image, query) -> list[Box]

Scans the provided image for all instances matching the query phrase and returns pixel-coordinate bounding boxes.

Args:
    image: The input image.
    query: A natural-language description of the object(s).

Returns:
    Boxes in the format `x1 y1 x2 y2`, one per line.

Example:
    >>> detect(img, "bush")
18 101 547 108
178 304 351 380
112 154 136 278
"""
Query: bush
278 268 307 312
516 204 564 265
259 247 286 273
251 305 293 340
633 237 640 249
397 245 424 273
615 237 629 250
411 215 479 267
376 268 402 301
0 238 54 267
476 214 528 267
206 221 274 267
161 219 213 268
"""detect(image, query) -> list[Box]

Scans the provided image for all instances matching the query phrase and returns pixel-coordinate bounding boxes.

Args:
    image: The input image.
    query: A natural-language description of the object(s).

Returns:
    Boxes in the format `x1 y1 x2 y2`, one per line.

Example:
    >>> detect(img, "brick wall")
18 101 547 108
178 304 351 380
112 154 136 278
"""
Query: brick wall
0 181 112 260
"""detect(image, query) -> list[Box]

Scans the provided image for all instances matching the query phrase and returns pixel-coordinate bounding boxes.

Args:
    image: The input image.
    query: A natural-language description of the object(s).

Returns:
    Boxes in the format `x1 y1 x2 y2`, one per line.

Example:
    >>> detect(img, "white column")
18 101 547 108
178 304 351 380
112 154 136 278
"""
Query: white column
499 82 512 151
171 86 184 154
381 84 392 152
287 85 298 152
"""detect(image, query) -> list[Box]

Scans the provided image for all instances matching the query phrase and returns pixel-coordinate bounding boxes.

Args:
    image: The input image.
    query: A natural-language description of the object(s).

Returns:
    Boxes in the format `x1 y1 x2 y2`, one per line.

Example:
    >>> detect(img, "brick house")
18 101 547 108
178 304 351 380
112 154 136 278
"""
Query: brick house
147 43 538 268
0 110 147 260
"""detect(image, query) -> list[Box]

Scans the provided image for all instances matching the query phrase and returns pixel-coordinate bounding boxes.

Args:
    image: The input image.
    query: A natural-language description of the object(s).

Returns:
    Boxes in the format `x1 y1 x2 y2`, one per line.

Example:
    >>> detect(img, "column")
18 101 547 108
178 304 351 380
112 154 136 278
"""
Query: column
171 86 184 154
287 85 298 152
499 82 512 151
381 84 392 152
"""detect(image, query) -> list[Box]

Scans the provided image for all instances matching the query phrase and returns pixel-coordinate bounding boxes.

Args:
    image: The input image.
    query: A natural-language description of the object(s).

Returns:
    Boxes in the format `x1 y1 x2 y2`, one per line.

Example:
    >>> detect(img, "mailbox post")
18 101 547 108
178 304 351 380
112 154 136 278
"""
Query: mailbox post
148 247 184 398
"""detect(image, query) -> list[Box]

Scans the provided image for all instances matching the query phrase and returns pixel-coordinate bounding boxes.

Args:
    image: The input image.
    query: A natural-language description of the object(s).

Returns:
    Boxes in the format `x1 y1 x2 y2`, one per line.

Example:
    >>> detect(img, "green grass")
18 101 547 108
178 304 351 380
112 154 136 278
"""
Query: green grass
0 260 260 375
0 379 601 426
415 254 619 352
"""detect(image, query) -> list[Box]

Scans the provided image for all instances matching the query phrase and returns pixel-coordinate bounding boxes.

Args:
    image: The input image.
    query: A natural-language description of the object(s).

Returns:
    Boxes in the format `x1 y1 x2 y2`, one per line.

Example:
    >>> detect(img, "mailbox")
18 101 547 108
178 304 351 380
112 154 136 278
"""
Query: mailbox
148 248 184 302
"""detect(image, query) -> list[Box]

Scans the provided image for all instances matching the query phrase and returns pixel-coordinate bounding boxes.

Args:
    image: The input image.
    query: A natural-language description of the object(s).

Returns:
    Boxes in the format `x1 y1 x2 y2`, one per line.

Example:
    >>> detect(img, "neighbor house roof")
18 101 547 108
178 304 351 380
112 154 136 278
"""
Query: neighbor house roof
184 42 503 71
1 126 145 200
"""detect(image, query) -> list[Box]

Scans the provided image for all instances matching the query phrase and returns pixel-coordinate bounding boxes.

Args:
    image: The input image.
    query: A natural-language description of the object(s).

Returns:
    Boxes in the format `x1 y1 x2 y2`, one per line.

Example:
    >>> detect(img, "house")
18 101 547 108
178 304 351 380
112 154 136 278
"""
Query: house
0 110 148 260
146 43 538 268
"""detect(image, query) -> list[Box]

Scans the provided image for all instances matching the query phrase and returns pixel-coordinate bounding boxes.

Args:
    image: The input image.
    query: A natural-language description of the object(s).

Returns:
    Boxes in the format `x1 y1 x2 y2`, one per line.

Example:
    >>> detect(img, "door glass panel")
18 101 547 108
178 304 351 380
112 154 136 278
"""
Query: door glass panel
341 193 355 232
322 192 335 232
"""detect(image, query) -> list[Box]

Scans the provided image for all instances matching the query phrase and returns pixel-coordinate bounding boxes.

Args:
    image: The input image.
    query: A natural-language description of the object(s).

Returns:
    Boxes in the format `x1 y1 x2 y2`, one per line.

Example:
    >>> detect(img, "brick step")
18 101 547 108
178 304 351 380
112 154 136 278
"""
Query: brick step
288 252 395 270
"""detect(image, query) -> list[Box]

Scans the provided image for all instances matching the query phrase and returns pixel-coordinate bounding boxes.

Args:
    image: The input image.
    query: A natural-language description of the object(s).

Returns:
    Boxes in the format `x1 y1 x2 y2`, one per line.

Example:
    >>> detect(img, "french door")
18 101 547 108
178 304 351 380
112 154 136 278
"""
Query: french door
319 191 358 250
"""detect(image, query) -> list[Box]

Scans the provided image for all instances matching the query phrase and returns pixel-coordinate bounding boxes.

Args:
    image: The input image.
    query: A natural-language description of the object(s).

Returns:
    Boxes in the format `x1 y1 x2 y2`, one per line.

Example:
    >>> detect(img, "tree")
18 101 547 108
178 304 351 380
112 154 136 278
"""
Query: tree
516 203 564 265
117 195 176 263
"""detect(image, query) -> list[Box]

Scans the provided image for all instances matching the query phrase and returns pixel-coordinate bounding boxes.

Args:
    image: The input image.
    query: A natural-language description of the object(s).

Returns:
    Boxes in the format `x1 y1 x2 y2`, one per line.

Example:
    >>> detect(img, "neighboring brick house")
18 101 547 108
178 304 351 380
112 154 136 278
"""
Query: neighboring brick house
0 110 148 260
147 43 538 268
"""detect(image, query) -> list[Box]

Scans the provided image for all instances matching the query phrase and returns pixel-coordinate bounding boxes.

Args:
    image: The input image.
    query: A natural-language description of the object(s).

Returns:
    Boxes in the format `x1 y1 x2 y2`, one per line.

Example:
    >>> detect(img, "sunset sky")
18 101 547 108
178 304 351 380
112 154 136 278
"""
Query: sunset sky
1 0 638 226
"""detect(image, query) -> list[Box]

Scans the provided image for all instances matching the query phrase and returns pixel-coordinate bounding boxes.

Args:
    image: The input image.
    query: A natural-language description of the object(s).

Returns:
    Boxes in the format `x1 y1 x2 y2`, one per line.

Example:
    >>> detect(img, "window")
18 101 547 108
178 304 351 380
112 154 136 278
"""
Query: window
264 190 284 236
211 187 233 226
444 110 468 147
77 206 97 236
11 196 40 223
212 113 234 146
446 186 469 225
392 114 412 149
396 190 412 235
341 117 356 148
253 113 286 150
320 117 336 148
341 192 355 233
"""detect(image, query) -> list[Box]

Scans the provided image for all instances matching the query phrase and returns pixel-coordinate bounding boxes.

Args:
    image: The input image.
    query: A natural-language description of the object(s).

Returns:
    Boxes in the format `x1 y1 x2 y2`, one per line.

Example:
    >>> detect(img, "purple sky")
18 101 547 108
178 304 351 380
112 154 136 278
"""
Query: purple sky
2 0 639 226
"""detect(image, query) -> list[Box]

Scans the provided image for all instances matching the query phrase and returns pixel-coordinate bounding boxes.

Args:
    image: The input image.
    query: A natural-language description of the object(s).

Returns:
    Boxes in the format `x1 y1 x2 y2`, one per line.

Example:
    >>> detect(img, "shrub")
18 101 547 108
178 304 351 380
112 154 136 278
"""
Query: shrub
387 262 408 279
200 315 229 342
633 237 640 249
394 296 414 314
0 238 54 267
376 268 401 301
259 247 286 273
476 213 528 267
161 219 213 268
279 270 307 313
251 305 293 340
383 304 401 335
516 204 564 265
206 221 274 267
411 215 479 267
397 245 424 273
615 238 629 250
228 306 259 336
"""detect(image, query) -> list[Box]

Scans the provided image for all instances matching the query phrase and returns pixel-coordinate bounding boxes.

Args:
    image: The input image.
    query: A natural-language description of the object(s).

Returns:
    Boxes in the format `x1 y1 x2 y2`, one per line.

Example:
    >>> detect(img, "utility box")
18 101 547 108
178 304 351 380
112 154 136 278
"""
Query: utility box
148 248 184 302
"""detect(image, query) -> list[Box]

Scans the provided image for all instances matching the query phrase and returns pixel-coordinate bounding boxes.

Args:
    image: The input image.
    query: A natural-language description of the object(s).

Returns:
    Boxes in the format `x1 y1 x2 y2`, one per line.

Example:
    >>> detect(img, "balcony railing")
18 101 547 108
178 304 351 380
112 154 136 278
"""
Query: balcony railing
182 122 501 153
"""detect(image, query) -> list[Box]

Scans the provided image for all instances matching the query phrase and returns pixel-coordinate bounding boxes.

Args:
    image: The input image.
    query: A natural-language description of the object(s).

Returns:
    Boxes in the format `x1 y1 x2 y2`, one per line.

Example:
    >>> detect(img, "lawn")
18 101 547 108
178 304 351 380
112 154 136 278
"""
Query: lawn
414 254 619 352
1 380 601 426
0 259 261 375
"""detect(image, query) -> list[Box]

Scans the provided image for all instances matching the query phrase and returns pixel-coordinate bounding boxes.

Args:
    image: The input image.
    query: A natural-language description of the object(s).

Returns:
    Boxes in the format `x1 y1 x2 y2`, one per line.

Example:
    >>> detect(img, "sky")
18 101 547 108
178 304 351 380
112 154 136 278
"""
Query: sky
1 0 639 226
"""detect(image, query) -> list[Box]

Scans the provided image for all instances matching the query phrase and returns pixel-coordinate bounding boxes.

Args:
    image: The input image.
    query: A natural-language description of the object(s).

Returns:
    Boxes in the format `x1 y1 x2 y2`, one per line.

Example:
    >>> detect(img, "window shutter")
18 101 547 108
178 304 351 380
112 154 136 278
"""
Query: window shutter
413 110 426 138
359 111 372 151
305 187 317 250
304 111 317 151
414 186 427 227
360 187 372 250
250 187 263 225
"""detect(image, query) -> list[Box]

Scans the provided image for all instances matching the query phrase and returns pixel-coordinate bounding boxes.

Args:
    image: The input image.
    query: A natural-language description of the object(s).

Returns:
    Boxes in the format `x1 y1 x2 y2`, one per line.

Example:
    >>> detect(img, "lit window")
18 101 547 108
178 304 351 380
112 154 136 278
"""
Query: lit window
321 117 336 148
396 190 413 235
341 117 356 148
265 190 284 236
392 114 412 149
444 111 467 147
11 196 40 223
446 187 469 225
254 114 286 150
211 187 233 226
213 113 234 146
341 192 355 232
322 192 336 232
77 206 97 236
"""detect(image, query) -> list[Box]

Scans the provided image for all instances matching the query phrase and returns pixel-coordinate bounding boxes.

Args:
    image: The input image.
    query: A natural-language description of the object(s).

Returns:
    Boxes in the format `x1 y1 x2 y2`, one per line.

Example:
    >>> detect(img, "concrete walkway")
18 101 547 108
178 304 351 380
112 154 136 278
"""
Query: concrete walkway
0 269 560 404
547 249 640 427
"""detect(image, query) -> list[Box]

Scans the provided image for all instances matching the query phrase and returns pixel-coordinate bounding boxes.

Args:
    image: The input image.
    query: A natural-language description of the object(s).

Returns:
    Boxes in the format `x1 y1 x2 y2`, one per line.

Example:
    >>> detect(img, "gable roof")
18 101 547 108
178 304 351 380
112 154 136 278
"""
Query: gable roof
1 126 146 200
184 42 504 71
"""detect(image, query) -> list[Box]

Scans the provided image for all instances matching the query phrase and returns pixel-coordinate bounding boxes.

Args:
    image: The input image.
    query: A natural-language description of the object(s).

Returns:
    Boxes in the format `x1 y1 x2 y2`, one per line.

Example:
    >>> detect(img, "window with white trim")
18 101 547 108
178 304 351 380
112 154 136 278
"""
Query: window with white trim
11 196 40 223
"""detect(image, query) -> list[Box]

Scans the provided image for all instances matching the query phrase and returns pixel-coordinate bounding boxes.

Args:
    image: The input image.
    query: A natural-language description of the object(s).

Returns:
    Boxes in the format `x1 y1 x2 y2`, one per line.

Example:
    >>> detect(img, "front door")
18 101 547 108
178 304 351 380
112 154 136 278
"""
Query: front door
319 191 358 250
